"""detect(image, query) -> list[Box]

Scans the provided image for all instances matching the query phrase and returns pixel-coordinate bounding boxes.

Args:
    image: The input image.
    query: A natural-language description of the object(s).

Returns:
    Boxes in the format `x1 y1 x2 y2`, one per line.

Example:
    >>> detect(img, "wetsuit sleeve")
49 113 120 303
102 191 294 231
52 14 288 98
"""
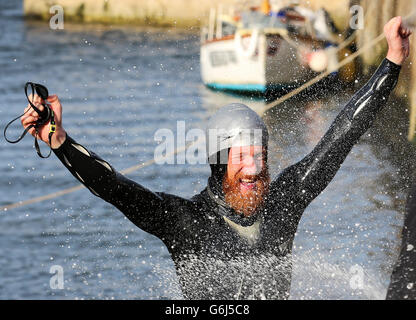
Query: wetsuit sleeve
52 134 186 239
271 58 401 212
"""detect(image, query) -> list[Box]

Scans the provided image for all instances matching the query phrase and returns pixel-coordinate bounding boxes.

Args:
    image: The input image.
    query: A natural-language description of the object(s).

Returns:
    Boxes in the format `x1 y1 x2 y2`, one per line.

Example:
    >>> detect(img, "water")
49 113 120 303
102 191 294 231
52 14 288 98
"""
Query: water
0 1 412 299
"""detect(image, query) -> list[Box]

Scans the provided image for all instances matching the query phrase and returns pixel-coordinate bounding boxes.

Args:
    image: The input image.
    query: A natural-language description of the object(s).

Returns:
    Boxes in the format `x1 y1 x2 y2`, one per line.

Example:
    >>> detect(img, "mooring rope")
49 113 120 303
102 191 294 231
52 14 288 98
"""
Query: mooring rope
0 140 201 211
259 33 385 115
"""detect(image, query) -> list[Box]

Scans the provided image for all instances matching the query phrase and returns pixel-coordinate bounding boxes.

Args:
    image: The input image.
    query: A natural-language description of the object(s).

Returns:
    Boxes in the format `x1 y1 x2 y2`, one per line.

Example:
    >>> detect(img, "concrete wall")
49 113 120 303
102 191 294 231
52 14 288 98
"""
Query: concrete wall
23 0 351 28
24 0 237 27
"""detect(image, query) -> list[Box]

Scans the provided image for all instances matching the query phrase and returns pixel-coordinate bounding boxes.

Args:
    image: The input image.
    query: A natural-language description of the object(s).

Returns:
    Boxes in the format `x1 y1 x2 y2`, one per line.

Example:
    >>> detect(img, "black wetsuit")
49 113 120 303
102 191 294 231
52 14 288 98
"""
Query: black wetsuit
53 58 401 299
386 183 416 300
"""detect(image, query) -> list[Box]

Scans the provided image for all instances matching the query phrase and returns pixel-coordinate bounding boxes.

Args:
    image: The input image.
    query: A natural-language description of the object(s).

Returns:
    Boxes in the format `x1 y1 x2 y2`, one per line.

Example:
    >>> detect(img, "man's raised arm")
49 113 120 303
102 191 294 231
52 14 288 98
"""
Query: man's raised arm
20 92 189 242
272 16 411 211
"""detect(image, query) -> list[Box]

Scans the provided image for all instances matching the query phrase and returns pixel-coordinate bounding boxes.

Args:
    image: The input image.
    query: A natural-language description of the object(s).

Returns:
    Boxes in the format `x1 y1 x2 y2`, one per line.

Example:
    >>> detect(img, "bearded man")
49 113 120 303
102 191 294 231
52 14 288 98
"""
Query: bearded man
20 17 410 299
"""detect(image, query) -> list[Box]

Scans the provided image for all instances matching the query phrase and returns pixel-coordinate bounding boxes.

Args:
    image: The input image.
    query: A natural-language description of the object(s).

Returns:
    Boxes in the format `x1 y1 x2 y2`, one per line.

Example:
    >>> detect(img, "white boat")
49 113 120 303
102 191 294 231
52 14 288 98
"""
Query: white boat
200 0 354 96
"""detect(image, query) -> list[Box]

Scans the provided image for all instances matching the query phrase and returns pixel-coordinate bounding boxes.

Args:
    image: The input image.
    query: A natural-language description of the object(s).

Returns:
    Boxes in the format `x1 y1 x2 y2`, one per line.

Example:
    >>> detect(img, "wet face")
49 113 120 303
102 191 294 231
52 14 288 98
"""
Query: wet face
223 145 270 217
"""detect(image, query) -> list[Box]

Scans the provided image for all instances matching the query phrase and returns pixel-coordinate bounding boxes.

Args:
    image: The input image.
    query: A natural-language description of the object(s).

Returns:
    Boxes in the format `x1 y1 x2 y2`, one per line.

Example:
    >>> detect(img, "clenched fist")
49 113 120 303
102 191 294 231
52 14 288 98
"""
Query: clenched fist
385 16 412 65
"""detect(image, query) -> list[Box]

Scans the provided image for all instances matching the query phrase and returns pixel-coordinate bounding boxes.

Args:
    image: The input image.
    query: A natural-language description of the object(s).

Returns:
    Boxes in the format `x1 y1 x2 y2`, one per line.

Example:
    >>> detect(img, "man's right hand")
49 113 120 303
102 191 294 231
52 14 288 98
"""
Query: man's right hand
20 94 67 149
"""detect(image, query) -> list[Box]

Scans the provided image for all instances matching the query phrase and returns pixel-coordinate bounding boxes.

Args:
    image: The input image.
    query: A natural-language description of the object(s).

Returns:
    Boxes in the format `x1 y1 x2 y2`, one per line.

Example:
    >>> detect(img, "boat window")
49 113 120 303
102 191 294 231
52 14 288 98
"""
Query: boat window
222 22 237 37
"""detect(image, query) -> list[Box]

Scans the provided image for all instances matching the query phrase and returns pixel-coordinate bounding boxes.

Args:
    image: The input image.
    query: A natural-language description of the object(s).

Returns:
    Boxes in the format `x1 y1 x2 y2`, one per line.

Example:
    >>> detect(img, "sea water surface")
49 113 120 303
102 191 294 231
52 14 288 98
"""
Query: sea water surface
0 1 412 299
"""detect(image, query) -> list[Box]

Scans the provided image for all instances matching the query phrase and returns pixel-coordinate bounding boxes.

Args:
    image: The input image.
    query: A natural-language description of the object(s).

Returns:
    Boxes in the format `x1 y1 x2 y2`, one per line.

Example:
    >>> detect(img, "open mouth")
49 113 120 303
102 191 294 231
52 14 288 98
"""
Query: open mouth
239 178 257 191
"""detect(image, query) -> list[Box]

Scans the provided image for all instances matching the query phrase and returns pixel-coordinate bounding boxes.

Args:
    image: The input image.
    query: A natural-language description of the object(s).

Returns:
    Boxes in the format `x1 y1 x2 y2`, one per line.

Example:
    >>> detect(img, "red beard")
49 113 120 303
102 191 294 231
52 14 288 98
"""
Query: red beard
223 167 270 217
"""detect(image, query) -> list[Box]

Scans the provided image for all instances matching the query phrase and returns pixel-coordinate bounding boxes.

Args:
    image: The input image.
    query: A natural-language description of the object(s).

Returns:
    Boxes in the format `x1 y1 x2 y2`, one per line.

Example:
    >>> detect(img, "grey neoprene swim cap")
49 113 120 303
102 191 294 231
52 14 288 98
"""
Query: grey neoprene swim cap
206 103 269 164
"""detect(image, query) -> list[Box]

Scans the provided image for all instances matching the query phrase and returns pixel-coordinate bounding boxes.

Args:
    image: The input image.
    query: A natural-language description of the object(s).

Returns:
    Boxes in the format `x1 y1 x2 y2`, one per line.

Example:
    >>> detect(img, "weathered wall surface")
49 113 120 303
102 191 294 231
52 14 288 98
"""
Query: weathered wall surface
24 0 237 27
23 0 351 28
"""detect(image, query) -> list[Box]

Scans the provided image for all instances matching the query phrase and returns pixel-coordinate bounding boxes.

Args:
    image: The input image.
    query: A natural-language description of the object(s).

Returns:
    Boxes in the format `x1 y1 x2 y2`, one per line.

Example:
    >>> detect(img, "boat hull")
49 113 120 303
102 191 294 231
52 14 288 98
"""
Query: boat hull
200 33 319 95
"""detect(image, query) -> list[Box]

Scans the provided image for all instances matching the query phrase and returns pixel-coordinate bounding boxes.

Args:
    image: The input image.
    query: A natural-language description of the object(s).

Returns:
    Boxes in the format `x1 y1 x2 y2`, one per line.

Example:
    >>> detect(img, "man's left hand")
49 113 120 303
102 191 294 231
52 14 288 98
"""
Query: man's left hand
385 16 412 65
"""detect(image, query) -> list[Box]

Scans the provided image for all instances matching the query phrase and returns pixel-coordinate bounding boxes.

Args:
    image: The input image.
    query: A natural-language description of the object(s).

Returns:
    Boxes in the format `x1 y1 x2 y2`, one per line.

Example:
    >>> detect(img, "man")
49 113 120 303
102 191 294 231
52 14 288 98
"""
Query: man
21 17 410 299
